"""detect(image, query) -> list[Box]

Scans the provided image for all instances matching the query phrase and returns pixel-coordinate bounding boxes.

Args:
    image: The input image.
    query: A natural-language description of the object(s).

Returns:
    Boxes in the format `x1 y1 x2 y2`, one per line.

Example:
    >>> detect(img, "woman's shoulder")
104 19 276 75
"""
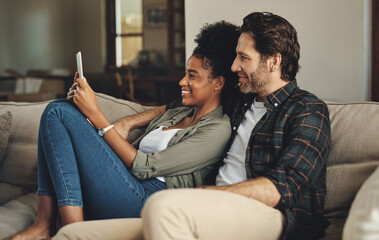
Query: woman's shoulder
202 106 230 124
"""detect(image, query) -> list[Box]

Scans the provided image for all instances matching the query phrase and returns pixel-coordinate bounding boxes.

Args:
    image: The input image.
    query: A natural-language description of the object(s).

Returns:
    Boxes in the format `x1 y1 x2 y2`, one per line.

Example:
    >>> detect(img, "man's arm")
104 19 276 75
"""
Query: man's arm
204 102 330 209
113 105 166 139
204 177 281 207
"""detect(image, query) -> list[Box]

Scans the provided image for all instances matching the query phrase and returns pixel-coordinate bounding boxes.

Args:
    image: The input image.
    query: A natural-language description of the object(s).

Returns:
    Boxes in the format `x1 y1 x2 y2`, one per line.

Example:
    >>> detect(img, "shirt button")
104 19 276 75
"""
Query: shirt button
233 126 237 131
151 167 156 172
274 103 278 108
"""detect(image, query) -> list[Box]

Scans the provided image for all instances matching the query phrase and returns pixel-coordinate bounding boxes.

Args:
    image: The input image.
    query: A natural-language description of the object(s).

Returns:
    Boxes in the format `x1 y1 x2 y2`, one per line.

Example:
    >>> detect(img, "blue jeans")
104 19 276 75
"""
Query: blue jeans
37 99 166 219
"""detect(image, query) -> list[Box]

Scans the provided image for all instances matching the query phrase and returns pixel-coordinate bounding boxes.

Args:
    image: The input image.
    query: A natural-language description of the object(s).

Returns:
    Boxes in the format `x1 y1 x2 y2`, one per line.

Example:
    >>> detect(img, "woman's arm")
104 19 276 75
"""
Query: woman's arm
130 116 231 179
73 77 138 168
113 106 166 139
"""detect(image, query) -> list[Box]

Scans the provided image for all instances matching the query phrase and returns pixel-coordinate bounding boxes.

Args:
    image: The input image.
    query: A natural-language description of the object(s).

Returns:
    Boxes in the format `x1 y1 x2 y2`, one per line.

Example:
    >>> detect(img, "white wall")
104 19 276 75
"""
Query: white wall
0 3 9 72
185 0 371 102
0 0 106 75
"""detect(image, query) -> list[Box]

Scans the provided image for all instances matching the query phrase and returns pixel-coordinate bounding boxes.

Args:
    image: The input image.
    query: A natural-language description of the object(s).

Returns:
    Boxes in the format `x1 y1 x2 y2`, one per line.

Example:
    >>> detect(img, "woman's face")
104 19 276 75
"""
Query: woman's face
179 56 220 107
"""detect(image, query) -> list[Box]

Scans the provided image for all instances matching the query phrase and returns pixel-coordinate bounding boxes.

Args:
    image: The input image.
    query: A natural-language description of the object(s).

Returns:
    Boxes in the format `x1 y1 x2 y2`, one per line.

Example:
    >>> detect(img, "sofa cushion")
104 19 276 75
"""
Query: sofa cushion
325 102 379 214
0 111 12 166
342 167 379 239
0 193 38 240
0 183 31 205
0 101 49 192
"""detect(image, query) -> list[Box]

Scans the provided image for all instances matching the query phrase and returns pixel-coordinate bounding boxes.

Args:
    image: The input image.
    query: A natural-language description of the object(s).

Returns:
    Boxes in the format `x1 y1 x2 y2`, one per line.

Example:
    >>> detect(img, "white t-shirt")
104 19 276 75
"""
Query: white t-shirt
139 126 181 182
216 99 267 186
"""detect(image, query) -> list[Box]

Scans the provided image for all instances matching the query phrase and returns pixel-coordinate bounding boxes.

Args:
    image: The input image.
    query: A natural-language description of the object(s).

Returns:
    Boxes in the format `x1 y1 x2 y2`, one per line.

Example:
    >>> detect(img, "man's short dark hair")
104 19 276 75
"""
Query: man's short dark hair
241 12 300 81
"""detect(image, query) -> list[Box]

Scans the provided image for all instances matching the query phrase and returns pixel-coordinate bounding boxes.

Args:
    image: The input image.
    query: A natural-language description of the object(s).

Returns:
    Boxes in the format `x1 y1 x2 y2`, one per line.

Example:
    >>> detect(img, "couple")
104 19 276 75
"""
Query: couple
12 12 330 240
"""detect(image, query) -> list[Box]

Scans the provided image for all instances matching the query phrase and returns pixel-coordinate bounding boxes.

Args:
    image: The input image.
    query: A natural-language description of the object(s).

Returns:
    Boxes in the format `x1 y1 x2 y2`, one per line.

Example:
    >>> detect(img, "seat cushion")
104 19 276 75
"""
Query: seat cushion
0 193 38 240
342 167 379 239
0 182 31 205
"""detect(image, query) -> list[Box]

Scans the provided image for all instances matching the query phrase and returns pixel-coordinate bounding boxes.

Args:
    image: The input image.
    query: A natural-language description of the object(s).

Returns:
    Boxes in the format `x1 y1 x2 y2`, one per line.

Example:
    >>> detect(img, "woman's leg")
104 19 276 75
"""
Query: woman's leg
37 100 165 219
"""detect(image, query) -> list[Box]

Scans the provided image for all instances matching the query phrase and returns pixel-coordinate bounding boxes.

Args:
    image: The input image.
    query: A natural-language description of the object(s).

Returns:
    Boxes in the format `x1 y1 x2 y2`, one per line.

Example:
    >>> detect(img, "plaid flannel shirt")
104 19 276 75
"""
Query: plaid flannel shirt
167 79 331 239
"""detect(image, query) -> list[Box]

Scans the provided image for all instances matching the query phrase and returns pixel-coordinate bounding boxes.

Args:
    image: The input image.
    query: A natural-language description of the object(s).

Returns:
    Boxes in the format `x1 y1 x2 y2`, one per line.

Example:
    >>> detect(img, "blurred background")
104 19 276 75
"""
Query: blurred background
0 0 378 105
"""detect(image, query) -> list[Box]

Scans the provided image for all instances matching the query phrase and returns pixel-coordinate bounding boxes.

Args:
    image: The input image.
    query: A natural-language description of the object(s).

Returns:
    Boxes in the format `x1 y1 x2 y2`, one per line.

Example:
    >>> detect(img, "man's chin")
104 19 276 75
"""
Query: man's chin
239 85 255 94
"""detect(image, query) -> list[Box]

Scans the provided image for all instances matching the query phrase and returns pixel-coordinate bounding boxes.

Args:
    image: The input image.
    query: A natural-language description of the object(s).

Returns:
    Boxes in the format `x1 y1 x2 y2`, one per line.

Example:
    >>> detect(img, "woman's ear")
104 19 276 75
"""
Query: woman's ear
214 76 225 91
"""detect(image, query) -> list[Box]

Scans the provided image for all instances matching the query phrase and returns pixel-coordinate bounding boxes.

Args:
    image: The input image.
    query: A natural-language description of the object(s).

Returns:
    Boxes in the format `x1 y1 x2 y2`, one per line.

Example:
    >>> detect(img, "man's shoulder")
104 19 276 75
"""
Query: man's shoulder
288 88 327 108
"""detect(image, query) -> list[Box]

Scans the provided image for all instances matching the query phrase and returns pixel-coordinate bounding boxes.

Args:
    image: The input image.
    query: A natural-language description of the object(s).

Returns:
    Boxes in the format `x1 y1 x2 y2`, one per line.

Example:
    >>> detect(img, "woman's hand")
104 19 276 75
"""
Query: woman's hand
67 72 80 101
72 75 101 122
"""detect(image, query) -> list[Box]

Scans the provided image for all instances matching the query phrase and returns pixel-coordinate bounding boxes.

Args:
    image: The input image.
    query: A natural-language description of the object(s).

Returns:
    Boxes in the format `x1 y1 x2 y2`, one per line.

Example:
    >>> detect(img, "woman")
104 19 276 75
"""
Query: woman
10 21 239 240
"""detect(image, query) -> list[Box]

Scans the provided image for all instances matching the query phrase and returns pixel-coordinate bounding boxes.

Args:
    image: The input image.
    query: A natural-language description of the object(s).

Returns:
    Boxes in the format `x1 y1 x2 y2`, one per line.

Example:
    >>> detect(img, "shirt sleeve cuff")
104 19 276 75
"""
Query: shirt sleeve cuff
129 150 157 179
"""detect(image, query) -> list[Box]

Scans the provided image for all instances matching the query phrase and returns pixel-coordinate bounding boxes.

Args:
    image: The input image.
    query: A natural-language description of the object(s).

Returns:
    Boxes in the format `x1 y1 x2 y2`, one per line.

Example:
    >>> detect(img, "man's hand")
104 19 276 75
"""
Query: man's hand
201 177 281 208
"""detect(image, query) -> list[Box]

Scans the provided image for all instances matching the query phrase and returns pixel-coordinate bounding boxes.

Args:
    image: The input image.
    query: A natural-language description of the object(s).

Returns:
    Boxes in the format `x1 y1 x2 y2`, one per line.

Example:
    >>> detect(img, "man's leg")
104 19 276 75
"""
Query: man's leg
53 218 143 240
142 189 285 240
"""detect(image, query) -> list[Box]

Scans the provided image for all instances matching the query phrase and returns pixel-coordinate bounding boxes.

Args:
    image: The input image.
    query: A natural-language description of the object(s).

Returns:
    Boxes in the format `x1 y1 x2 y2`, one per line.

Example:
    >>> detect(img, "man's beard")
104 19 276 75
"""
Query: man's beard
240 61 270 94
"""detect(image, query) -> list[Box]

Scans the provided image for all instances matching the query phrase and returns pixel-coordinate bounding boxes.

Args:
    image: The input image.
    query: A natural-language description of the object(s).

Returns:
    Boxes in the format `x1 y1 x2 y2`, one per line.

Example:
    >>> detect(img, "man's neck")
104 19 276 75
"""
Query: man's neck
256 78 289 102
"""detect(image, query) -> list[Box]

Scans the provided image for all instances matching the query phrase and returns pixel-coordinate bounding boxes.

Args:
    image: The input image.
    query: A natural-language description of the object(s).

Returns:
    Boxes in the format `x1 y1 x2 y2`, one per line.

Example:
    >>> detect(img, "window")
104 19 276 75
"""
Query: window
106 0 143 67
106 0 185 75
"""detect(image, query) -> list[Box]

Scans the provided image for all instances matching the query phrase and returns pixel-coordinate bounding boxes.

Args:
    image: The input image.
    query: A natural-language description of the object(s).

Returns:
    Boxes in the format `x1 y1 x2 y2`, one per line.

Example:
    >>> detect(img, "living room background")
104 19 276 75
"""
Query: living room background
0 0 374 103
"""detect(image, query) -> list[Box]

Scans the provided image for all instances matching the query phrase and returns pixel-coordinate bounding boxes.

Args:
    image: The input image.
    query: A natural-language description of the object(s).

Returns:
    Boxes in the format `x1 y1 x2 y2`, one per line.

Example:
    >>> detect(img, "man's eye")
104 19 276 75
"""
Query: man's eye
189 74 195 79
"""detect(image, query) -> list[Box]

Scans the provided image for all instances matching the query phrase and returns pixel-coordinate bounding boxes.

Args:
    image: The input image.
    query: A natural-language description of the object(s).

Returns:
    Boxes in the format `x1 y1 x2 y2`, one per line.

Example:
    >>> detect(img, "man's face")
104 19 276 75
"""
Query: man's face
231 32 271 94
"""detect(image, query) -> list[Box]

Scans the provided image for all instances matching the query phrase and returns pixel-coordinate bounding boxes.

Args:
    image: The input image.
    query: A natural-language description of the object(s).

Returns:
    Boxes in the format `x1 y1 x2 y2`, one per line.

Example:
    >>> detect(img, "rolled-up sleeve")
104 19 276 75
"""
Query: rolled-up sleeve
130 118 231 180
266 103 331 209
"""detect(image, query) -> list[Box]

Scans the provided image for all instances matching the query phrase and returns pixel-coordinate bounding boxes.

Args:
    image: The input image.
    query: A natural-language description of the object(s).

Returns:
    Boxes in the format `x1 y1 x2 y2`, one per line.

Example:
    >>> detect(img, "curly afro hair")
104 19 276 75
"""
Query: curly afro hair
192 21 240 108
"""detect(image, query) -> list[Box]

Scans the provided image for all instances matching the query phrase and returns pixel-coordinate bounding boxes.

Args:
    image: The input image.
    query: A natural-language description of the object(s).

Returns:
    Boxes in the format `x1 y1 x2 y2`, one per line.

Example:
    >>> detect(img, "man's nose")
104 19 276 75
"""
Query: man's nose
231 58 241 73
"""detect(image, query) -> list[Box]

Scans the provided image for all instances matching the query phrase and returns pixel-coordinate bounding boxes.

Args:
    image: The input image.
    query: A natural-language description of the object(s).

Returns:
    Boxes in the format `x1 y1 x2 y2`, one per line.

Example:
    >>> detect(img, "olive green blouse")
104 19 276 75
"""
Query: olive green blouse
130 106 231 189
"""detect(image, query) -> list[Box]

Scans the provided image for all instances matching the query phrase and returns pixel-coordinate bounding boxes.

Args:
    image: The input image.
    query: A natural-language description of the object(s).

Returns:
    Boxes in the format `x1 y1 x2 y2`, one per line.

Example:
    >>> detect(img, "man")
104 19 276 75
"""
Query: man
140 12 330 240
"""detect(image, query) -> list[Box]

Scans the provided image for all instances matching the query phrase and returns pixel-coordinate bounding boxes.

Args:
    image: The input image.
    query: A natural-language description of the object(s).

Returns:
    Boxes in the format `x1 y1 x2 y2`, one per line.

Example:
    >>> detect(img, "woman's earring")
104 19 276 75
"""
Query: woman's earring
214 88 218 92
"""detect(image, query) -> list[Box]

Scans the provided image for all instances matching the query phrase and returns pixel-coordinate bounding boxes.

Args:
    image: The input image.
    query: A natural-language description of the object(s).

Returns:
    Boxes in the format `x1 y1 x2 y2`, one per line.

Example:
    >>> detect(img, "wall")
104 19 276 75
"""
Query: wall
0 0 106 76
0 3 8 73
185 0 372 102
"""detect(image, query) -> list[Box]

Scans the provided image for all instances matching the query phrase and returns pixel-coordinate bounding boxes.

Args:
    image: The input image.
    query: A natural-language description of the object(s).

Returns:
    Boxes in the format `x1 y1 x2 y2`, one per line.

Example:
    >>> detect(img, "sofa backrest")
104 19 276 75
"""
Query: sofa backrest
0 93 152 197
325 102 379 215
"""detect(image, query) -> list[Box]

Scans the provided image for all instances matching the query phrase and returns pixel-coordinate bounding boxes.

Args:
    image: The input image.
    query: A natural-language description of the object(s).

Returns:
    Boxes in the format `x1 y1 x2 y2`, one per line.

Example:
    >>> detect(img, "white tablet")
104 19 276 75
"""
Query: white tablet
76 51 84 78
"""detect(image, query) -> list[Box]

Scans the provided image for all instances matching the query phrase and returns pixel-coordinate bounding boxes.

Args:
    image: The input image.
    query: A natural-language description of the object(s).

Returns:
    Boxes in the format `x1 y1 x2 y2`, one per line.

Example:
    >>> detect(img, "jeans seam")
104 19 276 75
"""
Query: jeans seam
45 106 81 205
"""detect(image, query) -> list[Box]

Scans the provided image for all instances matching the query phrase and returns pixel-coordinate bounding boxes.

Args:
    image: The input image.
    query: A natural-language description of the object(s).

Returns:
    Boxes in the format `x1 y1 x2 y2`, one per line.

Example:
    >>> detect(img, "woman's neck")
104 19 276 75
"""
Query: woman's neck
189 100 221 125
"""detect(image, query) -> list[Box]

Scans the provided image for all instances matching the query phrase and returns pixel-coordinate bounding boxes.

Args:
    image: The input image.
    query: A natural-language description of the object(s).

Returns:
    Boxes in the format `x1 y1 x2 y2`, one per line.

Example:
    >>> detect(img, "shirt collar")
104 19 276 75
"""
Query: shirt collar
263 79 298 110
171 105 224 123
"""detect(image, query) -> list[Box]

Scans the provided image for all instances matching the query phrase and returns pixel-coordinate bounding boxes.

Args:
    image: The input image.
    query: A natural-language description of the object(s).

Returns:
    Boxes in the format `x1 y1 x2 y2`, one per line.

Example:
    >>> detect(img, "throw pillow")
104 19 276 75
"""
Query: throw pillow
0 111 12 166
342 166 379 240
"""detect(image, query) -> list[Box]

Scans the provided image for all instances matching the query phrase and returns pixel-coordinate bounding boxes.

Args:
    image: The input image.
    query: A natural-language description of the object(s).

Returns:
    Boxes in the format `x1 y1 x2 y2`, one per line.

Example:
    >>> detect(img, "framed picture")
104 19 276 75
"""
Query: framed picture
145 5 167 27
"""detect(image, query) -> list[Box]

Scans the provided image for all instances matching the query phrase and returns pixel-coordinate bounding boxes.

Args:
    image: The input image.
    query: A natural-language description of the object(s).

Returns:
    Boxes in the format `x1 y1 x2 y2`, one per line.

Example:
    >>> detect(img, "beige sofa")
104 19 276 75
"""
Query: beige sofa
0 93 378 240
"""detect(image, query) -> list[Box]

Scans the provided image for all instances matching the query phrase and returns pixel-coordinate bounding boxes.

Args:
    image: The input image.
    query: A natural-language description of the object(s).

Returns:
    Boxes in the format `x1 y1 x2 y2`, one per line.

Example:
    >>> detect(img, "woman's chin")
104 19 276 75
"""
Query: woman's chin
181 99 189 106
181 100 194 107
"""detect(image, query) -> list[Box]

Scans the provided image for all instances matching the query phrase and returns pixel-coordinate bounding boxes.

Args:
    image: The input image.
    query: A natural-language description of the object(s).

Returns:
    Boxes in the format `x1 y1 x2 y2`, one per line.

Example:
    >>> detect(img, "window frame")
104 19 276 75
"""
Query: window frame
106 0 143 69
